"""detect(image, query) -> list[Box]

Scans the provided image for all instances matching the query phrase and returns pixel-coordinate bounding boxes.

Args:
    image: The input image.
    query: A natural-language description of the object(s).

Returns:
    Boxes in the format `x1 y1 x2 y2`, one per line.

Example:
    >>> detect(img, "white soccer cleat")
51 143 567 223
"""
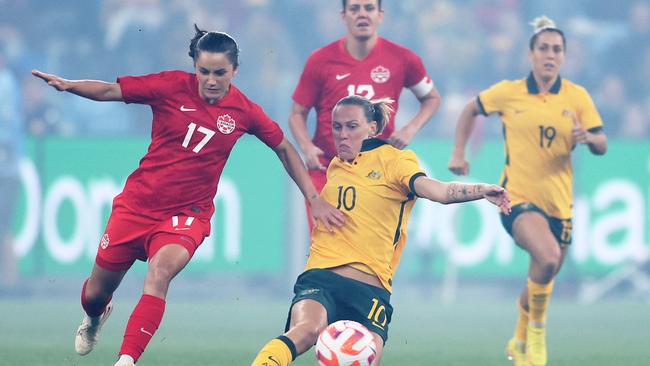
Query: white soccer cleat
74 301 113 355
114 354 135 366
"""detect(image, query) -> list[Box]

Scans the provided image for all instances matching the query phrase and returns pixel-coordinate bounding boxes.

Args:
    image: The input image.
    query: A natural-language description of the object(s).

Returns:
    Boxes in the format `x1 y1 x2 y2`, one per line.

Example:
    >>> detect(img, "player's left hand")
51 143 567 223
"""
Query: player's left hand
565 110 589 144
484 185 511 215
388 125 417 149
309 196 346 232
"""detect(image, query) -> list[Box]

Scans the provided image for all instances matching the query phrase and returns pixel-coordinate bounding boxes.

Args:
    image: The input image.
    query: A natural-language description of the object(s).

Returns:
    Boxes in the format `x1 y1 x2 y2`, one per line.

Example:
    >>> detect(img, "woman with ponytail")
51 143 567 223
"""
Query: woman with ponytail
252 95 510 366
32 25 344 366
448 16 608 366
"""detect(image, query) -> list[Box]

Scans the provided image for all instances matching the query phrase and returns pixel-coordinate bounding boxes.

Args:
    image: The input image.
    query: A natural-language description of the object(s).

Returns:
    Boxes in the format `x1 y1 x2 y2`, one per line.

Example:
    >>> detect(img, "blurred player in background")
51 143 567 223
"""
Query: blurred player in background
32 25 344 366
448 16 608 366
0 51 22 295
289 0 441 229
251 95 510 366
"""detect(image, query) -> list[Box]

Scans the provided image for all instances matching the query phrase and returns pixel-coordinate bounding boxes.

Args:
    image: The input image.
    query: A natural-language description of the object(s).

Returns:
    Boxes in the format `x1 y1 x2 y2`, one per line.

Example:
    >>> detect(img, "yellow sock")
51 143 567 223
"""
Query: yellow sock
251 336 297 366
527 278 554 326
514 300 529 342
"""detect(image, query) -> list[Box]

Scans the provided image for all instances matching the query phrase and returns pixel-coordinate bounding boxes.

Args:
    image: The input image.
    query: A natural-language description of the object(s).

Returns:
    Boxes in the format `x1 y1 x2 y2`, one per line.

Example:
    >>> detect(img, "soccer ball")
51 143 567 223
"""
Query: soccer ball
315 320 377 366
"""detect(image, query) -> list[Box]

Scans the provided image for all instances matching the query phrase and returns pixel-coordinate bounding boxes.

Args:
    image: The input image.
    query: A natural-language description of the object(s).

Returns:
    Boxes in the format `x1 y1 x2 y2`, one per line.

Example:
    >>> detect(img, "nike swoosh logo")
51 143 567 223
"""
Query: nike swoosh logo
140 327 153 336
180 105 196 112
336 73 351 80
266 356 280 366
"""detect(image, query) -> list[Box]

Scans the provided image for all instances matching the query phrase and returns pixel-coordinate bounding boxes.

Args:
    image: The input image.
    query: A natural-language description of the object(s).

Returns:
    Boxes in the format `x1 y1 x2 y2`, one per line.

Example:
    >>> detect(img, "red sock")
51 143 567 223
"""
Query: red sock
81 278 112 317
119 294 166 362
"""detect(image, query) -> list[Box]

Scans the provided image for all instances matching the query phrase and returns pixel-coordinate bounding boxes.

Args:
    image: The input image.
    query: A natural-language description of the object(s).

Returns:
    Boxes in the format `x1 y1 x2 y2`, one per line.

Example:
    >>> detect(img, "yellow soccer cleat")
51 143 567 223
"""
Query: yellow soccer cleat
526 325 547 366
506 337 528 366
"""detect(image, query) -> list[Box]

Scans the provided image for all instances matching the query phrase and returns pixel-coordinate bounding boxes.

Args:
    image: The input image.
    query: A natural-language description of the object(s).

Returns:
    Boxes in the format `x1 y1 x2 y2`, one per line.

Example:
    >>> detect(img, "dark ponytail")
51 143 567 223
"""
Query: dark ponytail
188 24 240 67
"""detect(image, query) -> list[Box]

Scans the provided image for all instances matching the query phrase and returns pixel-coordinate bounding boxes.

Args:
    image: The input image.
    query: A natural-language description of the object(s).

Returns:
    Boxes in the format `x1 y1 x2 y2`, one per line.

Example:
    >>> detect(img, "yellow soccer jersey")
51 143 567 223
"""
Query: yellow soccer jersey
306 138 425 292
477 73 603 219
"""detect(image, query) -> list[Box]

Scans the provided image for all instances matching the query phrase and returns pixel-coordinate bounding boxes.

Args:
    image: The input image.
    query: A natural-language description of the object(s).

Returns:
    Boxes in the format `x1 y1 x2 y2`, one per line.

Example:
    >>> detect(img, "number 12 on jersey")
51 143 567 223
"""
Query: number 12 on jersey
182 122 215 153
347 84 375 99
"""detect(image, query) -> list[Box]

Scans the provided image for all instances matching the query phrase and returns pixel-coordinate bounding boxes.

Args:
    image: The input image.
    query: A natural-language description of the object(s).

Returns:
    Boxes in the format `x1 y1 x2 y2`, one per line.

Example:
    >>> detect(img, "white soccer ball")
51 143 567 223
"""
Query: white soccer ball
315 320 377 366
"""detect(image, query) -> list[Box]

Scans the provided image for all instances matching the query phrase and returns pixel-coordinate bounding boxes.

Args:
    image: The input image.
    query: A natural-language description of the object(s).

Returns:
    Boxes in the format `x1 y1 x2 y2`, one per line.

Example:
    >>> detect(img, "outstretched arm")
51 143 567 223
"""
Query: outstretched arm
272 138 345 231
413 176 511 214
32 69 123 102
448 99 483 175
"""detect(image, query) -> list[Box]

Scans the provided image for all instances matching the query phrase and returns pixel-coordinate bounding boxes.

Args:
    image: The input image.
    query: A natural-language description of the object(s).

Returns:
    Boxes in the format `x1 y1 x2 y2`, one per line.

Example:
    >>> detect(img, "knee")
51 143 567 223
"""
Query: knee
293 321 326 352
84 279 113 301
537 249 562 276
146 265 174 286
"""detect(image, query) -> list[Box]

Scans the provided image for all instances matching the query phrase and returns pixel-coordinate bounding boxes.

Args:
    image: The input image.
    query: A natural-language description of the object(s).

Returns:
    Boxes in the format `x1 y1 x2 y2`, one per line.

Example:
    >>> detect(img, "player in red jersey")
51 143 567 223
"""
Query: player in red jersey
290 0 441 227
32 25 345 366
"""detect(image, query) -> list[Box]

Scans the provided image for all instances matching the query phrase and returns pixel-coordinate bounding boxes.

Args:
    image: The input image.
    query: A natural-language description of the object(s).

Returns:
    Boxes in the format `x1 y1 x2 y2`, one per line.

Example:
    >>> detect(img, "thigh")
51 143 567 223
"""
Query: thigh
147 244 191 278
289 299 328 330
331 274 393 343
146 215 211 260
95 206 153 271
285 270 336 332
512 211 560 259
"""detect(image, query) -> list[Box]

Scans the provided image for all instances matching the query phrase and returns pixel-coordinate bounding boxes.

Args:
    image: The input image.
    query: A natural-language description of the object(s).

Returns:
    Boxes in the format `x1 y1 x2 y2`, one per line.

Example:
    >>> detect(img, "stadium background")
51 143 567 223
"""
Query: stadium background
1 0 648 365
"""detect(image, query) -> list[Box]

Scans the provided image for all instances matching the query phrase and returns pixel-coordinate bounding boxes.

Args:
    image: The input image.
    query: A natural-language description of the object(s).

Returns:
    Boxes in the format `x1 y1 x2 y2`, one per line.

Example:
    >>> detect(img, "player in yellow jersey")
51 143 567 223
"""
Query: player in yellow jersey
448 16 608 366
251 95 511 366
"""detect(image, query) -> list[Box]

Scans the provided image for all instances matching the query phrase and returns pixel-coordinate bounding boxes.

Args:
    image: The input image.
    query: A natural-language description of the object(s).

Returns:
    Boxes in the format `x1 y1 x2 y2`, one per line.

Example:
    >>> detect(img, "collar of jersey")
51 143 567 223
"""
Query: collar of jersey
360 138 389 152
526 72 562 94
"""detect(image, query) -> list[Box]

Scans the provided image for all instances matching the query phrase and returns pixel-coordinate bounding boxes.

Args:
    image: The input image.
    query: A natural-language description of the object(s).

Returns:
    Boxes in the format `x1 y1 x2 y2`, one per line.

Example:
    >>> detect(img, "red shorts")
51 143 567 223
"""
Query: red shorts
305 169 328 232
95 199 211 271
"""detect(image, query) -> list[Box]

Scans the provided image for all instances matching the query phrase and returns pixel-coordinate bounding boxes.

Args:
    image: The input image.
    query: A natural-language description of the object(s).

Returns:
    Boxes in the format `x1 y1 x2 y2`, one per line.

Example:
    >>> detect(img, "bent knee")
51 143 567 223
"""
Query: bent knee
145 266 175 285
292 321 327 350
536 251 562 275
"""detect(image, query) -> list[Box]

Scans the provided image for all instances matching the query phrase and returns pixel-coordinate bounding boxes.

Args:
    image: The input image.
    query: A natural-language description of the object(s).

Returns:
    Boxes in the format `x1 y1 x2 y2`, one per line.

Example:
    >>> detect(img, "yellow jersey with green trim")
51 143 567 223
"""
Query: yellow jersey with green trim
477 73 603 219
305 138 425 292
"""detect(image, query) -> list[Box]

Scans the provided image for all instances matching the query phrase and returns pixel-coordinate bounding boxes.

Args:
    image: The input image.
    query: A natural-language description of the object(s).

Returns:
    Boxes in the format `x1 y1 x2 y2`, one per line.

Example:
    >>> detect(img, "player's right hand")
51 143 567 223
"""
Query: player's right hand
31 69 70 91
309 196 346 232
448 153 469 176
304 144 326 171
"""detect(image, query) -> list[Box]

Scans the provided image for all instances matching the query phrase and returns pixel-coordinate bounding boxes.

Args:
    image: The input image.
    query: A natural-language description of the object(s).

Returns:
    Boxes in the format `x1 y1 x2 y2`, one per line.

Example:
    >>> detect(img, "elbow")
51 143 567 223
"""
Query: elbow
591 142 608 156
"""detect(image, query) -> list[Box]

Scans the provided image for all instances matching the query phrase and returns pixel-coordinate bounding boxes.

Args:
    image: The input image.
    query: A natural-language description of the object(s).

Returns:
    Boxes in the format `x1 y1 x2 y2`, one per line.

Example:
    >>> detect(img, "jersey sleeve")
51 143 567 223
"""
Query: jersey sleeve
391 150 426 196
117 71 179 105
247 102 285 148
292 52 322 108
403 50 433 98
477 81 510 116
576 87 604 131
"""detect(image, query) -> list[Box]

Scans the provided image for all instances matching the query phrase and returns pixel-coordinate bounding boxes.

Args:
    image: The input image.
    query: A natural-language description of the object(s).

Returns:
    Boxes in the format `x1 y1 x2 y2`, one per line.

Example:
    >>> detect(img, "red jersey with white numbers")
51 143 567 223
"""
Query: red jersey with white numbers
116 70 284 220
293 37 431 164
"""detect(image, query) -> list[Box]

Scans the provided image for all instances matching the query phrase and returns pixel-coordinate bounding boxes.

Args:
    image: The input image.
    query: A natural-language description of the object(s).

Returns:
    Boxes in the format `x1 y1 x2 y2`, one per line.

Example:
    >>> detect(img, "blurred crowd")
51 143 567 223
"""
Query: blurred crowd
1 0 648 140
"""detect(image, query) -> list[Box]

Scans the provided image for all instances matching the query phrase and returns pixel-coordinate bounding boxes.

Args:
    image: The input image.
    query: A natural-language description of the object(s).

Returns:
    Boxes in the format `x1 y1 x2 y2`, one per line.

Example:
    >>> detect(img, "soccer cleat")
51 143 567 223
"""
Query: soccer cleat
526 324 547 366
506 337 527 366
114 354 135 366
74 301 113 355
113 361 135 366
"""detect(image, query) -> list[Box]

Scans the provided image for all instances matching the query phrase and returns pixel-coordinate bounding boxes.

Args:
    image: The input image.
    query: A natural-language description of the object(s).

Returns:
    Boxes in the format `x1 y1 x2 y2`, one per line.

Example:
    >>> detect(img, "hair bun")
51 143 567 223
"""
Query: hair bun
530 15 556 33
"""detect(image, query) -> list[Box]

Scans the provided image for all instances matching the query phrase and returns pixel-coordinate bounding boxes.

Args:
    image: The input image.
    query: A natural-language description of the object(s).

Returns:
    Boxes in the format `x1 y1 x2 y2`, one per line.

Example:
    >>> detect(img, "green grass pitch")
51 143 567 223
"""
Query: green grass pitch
1 295 647 365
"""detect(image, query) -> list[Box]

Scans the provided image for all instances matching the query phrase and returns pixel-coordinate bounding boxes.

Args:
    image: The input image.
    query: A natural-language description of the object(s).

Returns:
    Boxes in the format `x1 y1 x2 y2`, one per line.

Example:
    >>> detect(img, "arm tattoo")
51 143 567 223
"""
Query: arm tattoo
447 184 458 200
447 183 483 202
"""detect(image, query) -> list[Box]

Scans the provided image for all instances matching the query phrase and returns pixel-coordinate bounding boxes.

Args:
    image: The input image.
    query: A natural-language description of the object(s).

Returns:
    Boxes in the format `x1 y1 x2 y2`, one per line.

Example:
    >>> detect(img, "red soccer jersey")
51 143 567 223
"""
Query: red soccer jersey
292 37 431 163
117 70 283 220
